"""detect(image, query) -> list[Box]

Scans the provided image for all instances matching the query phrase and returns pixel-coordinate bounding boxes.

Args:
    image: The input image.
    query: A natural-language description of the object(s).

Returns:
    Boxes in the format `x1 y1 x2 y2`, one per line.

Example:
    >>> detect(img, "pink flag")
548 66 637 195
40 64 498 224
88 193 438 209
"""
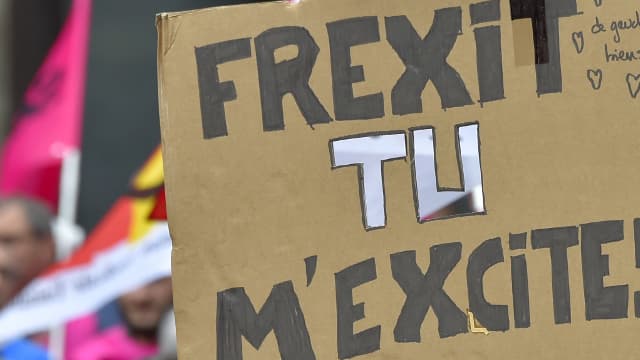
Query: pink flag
0 0 91 210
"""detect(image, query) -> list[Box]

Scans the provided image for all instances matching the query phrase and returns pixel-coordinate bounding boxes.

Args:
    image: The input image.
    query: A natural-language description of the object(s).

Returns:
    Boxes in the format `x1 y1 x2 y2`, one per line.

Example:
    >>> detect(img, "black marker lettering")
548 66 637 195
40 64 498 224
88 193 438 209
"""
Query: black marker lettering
467 238 509 331
470 0 501 25
635 218 640 318
474 25 505 104
327 17 384 120
195 38 252 139
385 9 473 114
217 282 316 360
335 258 381 359
509 233 530 328
391 243 468 341
509 0 579 94
511 254 531 328
581 221 628 320
532 226 578 324
255 26 332 132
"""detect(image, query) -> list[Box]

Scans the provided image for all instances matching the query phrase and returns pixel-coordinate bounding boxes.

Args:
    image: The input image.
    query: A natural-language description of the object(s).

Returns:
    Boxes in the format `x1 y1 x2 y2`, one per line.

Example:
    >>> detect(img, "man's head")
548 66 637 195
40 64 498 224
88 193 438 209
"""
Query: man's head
0 197 55 307
119 277 173 342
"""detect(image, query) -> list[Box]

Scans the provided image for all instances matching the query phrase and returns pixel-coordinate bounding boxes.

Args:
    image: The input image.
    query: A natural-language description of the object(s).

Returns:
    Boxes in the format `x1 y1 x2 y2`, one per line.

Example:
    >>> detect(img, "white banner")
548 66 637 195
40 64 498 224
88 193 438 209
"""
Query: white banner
0 223 171 343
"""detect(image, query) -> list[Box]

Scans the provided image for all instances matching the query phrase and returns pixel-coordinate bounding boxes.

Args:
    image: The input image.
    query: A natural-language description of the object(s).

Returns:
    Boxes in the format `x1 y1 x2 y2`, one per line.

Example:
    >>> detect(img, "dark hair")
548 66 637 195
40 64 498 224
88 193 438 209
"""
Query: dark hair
0 196 53 239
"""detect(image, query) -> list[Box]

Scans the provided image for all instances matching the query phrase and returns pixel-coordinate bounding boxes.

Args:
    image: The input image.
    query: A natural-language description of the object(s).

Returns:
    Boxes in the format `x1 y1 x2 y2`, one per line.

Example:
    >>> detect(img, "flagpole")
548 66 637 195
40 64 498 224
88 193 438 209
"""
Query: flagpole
58 150 81 226
50 149 84 360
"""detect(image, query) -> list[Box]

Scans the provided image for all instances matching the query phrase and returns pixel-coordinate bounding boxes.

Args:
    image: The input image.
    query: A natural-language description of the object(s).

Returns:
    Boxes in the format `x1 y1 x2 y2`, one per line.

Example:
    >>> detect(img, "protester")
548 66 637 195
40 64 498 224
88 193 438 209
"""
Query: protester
0 197 55 308
0 196 55 359
144 310 177 360
70 277 173 360
0 196 101 359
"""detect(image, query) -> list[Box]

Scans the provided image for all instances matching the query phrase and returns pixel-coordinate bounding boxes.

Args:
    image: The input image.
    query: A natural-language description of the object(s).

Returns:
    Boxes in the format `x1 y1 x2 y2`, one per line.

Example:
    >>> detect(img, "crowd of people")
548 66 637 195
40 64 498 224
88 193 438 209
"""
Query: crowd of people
0 196 176 360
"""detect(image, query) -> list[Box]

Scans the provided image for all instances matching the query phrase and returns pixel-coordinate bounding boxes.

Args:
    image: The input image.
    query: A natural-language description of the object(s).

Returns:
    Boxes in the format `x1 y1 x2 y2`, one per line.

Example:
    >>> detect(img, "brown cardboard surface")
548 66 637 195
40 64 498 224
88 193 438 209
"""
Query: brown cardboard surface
157 1 640 358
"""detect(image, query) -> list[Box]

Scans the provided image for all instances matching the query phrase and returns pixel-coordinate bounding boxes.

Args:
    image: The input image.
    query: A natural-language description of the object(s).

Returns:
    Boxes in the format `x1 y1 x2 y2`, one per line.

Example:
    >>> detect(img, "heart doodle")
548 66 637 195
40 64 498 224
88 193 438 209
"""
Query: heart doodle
571 31 584 54
587 69 602 90
626 74 640 99
594 0 603 7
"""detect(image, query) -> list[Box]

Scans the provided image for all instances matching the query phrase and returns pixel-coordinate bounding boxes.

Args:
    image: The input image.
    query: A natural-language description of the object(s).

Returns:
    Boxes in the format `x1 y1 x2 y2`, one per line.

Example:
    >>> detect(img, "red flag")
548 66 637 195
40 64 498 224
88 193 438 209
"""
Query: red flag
149 186 167 220
0 0 91 209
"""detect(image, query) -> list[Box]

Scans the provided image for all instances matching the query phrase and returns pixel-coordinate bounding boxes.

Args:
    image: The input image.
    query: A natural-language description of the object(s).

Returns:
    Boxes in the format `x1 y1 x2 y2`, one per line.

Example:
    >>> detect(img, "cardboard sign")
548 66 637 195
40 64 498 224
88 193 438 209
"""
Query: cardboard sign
157 0 640 358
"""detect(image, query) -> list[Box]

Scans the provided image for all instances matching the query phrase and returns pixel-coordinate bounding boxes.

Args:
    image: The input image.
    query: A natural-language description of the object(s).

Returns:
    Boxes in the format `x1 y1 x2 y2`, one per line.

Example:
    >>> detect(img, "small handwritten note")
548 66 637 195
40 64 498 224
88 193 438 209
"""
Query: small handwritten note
571 3 640 97
591 11 640 62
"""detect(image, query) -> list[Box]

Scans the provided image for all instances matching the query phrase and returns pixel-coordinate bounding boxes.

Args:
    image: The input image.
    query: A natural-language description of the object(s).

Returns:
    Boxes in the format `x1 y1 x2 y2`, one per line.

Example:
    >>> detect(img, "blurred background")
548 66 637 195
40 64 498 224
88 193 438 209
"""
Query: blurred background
3 0 258 231
0 1 258 359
